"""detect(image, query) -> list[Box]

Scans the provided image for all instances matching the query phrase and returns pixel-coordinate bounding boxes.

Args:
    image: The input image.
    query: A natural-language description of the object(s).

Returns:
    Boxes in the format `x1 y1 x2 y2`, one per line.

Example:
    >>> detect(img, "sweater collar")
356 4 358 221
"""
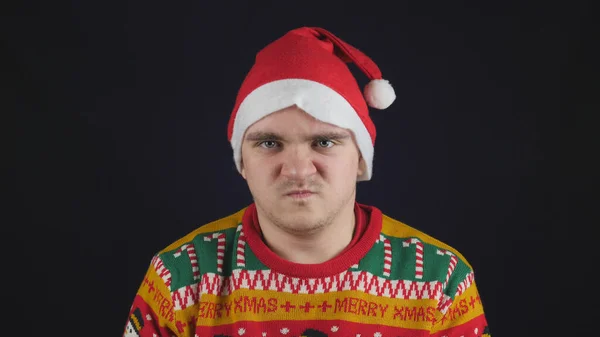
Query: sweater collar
241 201 383 278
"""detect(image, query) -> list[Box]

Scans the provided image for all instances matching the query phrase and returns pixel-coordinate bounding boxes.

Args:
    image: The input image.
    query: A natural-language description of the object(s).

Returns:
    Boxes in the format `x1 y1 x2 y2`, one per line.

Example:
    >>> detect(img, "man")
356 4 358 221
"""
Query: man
122 27 491 337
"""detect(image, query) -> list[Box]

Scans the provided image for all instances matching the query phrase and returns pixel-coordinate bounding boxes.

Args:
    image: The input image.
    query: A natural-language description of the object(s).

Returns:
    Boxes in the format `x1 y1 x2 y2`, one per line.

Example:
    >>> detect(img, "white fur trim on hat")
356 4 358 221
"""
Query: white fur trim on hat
230 79 375 181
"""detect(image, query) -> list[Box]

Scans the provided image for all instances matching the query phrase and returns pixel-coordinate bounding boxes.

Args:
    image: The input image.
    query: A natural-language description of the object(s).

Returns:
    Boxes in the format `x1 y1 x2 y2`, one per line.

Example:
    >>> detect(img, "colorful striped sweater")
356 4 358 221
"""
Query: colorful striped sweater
123 203 491 337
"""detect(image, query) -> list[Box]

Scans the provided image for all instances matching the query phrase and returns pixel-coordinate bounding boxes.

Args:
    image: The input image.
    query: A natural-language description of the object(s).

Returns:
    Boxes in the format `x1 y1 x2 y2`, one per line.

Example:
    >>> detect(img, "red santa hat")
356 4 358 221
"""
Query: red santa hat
227 27 395 181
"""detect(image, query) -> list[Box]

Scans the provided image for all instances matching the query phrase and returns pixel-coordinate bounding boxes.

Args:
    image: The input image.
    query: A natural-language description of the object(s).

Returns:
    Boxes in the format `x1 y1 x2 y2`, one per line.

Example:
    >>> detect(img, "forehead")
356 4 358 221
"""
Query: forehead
245 106 349 134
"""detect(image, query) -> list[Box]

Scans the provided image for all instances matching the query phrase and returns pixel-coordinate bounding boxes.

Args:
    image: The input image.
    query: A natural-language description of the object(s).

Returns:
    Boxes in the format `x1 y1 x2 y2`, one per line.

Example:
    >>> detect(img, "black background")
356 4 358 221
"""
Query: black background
7 1 597 336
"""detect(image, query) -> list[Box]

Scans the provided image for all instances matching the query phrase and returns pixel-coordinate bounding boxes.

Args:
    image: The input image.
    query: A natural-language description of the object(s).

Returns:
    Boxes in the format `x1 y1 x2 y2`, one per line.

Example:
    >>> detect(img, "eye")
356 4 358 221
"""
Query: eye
259 140 278 149
316 139 334 148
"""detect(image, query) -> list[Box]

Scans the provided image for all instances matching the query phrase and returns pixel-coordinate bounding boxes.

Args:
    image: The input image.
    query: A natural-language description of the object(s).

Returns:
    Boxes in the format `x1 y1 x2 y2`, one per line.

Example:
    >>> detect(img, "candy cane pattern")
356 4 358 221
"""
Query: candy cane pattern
151 255 172 287
455 271 475 296
236 225 246 268
437 271 475 313
173 243 200 281
437 294 453 313
377 235 392 277
437 249 458 290
402 238 424 279
204 233 226 273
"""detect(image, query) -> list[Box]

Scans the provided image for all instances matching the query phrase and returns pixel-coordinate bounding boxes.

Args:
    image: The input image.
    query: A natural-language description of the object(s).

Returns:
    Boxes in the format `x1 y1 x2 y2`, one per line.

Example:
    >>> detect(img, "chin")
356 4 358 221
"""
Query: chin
286 211 318 222
275 205 320 223
281 217 324 233
281 199 318 214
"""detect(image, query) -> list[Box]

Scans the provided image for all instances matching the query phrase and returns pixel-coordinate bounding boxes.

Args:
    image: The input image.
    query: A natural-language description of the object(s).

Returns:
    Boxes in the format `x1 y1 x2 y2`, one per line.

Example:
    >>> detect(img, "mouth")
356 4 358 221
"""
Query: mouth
285 190 315 199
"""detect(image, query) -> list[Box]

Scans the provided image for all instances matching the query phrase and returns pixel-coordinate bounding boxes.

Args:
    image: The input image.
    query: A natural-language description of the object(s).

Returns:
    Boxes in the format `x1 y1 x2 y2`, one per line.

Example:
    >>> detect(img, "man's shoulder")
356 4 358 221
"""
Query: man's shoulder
157 205 247 255
143 206 248 292
379 211 472 270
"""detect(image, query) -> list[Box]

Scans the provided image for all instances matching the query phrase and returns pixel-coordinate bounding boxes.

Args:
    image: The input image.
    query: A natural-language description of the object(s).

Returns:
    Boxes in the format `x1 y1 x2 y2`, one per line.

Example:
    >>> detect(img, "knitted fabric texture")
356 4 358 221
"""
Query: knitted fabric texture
123 204 491 337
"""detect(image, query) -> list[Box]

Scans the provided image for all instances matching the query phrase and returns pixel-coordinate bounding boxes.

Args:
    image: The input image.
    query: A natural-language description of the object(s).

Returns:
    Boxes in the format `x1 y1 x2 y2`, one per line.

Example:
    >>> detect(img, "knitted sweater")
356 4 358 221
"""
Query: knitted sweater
123 203 491 337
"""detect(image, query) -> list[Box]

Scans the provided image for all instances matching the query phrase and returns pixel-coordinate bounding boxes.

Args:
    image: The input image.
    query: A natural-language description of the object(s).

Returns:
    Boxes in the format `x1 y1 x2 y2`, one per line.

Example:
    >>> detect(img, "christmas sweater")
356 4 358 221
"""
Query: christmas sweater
123 203 491 337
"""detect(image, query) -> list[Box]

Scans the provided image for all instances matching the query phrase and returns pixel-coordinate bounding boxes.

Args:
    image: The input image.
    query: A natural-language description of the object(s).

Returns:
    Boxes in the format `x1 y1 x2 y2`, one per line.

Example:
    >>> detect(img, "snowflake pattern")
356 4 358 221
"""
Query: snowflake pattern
146 314 152 321
262 333 267 337
280 327 290 335
238 327 246 335
331 326 339 332
374 333 382 337
474 328 479 334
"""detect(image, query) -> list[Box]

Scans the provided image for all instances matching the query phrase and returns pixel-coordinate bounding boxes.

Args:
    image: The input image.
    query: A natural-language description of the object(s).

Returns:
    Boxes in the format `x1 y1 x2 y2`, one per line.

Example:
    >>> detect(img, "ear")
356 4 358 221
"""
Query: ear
357 156 365 177
240 160 247 180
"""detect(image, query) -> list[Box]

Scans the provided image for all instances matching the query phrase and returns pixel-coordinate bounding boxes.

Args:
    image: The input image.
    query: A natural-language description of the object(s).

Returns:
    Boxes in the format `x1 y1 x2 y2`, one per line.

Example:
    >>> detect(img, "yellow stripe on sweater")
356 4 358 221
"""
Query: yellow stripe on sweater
137 265 177 327
192 289 440 329
431 282 486 333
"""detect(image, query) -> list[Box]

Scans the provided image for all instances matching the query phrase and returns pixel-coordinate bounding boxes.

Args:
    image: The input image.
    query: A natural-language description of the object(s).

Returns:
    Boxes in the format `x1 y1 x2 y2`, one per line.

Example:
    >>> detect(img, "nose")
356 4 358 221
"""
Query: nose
280 146 317 180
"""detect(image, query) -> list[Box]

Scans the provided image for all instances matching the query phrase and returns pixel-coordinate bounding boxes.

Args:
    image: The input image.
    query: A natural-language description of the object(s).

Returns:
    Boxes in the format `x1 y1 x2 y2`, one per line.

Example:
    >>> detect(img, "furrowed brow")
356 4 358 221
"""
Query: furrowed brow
310 131 351 141
244 131 283 142
244 130 352 142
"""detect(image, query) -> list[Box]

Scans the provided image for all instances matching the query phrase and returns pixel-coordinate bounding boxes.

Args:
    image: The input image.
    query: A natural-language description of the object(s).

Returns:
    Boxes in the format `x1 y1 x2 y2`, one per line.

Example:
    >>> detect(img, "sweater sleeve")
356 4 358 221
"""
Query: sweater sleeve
122 255 181 337
429 266 491 337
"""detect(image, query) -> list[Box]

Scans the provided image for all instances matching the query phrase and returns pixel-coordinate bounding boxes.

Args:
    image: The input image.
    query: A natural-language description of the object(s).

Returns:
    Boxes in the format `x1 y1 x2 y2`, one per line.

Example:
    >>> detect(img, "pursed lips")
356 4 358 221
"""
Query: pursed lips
285 190 315 197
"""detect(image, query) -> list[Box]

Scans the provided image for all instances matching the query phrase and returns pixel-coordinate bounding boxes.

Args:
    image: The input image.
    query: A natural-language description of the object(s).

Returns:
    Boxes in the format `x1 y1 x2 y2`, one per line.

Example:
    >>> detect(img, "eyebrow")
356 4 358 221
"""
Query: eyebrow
244 131 352 142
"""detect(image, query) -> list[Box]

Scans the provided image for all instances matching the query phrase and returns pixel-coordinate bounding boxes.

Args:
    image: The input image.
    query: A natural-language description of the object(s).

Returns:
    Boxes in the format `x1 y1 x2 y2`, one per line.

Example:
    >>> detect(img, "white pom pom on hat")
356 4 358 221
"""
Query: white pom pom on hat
364 79 396 110
227 27 396 181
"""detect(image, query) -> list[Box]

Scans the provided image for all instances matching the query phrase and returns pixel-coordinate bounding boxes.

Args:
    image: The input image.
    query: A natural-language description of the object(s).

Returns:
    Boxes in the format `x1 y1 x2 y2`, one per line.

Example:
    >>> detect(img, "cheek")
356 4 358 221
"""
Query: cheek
320 155 359 177
244 158 275 187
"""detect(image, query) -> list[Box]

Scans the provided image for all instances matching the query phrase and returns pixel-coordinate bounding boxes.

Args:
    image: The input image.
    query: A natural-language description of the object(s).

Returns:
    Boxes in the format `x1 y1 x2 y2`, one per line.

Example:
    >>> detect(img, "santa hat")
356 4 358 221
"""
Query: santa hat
227 27 395 181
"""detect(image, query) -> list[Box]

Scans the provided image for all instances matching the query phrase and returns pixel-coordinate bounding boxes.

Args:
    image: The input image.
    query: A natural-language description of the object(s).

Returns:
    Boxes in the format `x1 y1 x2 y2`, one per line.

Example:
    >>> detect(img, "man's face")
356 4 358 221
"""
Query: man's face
240 105 364 234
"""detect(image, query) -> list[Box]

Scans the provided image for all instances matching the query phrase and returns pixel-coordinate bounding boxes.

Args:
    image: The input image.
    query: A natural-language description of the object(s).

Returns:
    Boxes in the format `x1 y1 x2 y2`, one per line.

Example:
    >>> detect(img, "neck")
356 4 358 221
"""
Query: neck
256 202 356 264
